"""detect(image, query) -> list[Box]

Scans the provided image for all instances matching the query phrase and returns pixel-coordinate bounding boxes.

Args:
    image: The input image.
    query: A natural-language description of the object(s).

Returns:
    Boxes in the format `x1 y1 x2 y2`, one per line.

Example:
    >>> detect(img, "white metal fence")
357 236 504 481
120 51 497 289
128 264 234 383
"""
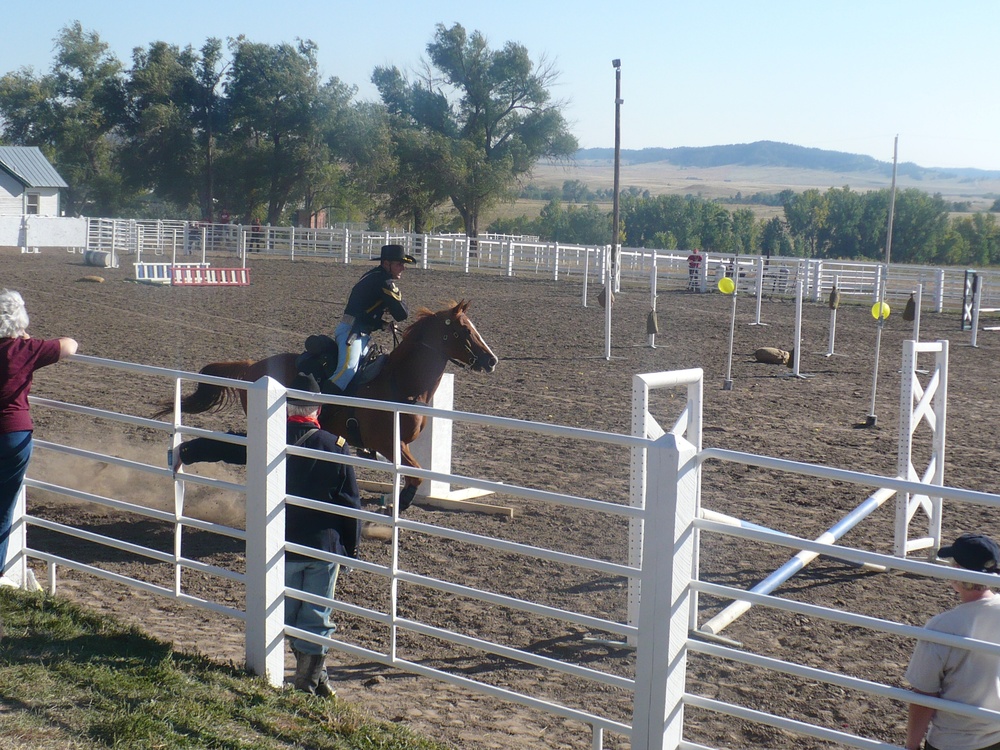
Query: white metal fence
5 350 1000 749
74 217 1000 312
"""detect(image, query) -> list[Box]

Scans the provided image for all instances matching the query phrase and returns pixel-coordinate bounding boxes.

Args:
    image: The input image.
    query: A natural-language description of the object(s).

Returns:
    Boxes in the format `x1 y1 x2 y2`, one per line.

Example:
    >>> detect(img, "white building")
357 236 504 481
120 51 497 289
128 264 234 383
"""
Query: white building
0 146 68 217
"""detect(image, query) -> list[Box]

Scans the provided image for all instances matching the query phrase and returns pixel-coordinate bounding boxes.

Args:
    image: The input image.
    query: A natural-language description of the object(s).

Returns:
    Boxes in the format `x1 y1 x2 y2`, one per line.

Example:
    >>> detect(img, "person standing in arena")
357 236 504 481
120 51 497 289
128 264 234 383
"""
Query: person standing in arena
905 533 1000 750
176 372 360 697
687 248 704 291
324 244 414 397
0 289 78 586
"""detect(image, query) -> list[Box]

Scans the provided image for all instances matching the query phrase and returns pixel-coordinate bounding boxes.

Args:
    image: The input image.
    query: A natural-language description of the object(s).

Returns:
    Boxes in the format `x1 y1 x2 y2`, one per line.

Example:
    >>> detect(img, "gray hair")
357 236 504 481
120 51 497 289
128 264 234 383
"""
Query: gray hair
287 402 320 418
0 289 29 339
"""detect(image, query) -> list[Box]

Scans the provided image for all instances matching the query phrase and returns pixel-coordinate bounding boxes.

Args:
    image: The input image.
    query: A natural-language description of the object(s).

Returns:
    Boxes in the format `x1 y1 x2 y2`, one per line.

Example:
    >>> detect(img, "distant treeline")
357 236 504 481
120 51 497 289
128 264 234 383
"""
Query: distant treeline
491 185 1000 265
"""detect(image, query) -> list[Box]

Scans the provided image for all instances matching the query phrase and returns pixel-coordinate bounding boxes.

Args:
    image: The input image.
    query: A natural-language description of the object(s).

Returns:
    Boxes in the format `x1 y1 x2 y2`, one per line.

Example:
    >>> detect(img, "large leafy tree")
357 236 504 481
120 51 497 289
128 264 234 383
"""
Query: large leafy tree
0 22 128 215
120 41 204 215
818 186 864 259
372 23 577 243
889 188 949 264
343 100 450 233
783 189 828 257
222 39 355 225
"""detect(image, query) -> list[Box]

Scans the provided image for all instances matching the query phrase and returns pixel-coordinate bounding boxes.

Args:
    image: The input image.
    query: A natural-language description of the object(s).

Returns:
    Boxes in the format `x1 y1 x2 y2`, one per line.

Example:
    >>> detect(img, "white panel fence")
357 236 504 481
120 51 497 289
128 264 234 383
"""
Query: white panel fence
57 217 1000 312
3 347 1000 748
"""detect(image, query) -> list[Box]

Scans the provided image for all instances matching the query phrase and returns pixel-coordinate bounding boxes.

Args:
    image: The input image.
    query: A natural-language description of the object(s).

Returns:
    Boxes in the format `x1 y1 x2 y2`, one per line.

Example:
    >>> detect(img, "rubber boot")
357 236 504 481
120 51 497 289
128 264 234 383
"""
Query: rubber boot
312 654 335 698
292 649 318 694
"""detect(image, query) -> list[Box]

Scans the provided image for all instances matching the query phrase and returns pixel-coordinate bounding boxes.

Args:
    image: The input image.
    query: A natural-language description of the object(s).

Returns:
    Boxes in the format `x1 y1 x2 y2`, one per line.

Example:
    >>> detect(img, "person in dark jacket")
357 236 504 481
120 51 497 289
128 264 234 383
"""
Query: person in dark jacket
176 373 360 697
325 244 414 395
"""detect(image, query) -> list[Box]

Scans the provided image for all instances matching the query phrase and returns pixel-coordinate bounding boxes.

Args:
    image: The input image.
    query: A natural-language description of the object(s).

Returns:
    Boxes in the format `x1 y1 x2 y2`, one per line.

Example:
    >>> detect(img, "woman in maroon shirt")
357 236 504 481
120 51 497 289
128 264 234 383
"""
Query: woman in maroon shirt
0 289 77 584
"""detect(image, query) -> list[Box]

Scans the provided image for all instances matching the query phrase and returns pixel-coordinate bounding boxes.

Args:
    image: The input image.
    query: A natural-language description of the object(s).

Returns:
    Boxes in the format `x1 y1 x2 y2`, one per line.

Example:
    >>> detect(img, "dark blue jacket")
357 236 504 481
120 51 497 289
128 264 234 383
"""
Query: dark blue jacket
178 423 361 560
343 265 409 334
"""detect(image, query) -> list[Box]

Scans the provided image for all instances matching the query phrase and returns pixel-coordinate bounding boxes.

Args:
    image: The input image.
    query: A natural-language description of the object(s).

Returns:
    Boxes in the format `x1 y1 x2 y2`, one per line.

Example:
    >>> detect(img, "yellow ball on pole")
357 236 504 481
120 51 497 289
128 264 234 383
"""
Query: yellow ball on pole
871 301 890 320
718 277 735 295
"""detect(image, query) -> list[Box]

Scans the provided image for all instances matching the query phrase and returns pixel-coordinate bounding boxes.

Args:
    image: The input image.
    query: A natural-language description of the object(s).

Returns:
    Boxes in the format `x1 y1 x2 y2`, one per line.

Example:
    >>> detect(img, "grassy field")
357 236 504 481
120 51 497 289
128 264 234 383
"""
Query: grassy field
426 157 1000 233
475 158 1000 228
0 591 446 750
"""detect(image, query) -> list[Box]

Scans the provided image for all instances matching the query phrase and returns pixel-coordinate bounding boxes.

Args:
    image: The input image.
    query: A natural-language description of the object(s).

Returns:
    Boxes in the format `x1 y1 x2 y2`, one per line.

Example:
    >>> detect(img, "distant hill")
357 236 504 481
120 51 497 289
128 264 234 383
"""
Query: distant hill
573 141 1000 181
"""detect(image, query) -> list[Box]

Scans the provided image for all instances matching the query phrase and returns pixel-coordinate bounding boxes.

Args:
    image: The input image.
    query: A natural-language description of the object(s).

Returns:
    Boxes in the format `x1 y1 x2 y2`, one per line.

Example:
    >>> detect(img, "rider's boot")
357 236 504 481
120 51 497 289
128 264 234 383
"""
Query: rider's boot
321 379 344 396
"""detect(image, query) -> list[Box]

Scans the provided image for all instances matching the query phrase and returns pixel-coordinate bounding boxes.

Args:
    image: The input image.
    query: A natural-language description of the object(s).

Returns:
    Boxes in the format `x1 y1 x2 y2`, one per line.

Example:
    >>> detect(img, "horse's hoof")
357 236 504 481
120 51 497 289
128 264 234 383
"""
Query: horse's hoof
398 485 418 512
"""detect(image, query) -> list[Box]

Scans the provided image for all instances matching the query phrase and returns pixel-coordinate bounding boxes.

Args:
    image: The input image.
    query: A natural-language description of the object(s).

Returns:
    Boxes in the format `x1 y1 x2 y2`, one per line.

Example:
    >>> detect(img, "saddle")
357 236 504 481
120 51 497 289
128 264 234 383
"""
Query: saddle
295 334 387 395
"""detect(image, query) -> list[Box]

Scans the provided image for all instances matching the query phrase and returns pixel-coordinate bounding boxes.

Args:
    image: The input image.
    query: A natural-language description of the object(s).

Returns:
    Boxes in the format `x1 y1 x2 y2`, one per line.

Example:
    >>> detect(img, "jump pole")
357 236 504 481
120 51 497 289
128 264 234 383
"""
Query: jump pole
779 278 812 379
970 276 982 347
749 256 768 327
700 337 949 637
582 249 590 307
718 276 737 390
604 246 613 361
864 135 899 427
698 486 897 636
647 256 658 349
911 283 923 343
824 274 840 357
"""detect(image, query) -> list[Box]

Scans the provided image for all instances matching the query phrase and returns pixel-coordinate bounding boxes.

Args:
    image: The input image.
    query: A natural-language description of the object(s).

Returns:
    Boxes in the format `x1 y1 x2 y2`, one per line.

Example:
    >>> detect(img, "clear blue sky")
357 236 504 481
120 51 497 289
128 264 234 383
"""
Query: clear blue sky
3 1 998 170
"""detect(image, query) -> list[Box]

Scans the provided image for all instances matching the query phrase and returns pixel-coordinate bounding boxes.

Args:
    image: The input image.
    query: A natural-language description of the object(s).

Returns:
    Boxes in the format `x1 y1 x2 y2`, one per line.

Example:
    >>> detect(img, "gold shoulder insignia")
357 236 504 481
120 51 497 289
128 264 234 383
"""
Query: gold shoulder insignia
336 436 346 448
385 283 402 301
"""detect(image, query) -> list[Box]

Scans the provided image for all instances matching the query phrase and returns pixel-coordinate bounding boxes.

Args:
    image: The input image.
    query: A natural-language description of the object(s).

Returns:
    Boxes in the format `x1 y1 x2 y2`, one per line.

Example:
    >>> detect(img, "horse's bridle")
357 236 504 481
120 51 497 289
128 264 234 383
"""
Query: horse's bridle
419 320 481 369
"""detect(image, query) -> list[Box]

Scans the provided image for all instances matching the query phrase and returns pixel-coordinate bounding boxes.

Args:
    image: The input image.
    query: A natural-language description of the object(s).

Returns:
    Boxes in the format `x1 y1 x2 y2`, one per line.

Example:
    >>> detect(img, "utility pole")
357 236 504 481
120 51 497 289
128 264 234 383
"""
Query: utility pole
611 59 622 290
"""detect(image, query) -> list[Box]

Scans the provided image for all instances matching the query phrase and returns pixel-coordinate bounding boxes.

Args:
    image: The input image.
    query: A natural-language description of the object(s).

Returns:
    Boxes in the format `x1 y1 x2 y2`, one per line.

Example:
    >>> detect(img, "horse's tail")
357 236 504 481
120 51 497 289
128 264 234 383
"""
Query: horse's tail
151 361 255 419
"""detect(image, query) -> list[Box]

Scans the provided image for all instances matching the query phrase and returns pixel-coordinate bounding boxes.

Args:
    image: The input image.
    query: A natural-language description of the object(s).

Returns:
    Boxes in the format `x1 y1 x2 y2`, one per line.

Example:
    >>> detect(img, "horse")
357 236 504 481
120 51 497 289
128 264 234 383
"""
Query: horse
154 300 498 511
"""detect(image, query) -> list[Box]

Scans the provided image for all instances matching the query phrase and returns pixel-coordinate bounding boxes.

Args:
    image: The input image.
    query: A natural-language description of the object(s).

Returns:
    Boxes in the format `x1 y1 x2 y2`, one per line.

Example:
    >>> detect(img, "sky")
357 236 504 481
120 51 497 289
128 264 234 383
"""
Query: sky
3 1 998 170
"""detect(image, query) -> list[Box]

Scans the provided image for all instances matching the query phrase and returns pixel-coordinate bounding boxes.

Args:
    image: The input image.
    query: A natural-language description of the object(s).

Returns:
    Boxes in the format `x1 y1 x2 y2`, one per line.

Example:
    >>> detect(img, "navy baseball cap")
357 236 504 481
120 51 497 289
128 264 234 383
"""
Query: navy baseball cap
938 533 1000 572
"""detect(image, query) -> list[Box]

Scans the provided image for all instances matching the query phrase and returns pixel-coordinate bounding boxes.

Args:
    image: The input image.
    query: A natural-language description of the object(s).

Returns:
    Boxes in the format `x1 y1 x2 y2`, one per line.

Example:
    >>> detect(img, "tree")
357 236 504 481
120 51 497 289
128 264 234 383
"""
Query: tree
345 98 451 233
372 23 577 245
730 208 758 254
760 216 789 258
222 38 354 225
120 41 204 215
782 189 828 257
818 187 864 259
0 22 128 215
889 189 949 264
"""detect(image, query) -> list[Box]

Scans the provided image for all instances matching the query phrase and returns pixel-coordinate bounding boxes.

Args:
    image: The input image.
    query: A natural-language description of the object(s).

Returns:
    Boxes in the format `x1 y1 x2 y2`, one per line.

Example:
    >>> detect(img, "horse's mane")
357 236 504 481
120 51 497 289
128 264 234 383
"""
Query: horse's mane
400 300 466 341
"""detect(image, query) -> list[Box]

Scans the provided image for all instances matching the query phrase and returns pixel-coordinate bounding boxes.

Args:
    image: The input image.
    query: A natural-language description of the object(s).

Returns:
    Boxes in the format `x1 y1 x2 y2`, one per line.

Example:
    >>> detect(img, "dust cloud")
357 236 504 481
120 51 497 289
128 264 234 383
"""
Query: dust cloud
26 429 247 529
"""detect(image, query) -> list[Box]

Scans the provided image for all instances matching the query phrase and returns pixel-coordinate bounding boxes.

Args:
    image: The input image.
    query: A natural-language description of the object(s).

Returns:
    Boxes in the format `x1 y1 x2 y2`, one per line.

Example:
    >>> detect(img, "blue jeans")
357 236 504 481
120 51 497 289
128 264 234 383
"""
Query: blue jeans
285 558 340 655
0 431 32 572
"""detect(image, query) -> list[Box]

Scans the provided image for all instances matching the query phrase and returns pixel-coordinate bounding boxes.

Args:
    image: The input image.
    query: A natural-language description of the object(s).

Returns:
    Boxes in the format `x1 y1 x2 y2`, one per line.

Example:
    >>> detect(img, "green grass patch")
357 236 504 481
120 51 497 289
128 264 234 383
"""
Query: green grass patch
0 591 448 749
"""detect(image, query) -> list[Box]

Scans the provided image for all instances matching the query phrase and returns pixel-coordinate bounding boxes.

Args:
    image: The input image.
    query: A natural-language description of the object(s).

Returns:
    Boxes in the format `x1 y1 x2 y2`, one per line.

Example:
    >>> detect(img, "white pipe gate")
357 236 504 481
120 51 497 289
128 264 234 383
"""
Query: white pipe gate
6 351 1000 749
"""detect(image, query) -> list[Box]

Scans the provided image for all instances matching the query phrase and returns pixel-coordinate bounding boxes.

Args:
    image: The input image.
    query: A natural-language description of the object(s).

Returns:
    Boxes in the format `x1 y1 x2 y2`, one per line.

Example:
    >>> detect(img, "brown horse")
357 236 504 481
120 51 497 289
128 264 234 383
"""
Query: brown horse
155 300 498 510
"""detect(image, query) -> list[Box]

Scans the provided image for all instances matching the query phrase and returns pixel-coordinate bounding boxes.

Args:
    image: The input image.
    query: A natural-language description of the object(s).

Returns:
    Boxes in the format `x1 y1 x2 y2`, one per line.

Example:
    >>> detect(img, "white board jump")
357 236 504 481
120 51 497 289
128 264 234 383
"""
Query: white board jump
135 262 209 284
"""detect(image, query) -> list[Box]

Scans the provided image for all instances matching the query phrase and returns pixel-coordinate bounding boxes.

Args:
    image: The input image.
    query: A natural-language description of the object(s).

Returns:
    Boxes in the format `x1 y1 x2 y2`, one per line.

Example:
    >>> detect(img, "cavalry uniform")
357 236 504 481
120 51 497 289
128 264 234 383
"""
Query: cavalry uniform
176 373 361 697
327 244 414 394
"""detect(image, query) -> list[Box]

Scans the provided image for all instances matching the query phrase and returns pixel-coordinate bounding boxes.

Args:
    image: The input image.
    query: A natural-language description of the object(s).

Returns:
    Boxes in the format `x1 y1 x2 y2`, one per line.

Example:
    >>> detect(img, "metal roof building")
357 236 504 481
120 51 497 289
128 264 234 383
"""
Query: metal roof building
0 146 68 188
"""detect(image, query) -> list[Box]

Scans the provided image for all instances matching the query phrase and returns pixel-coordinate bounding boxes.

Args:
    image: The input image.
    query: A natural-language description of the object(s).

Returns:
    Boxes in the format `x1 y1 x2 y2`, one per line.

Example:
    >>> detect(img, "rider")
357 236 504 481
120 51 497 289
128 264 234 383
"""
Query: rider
324 244 415 396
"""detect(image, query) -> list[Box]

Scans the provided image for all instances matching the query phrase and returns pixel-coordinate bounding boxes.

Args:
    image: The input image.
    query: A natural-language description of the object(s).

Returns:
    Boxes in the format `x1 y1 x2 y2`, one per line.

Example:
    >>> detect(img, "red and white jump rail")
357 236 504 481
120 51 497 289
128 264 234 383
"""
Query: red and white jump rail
170 266 250 286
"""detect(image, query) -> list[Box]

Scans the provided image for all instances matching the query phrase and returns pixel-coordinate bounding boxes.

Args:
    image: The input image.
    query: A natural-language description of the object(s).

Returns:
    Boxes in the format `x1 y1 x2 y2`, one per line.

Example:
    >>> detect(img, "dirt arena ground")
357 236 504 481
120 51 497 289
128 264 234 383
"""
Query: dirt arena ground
4 249 1000 749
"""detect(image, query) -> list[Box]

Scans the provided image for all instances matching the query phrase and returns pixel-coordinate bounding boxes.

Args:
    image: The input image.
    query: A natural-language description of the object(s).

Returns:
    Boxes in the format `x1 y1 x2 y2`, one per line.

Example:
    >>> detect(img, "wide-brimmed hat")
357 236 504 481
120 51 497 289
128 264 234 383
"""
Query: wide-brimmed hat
288 372 321 405
938 533 1000 572
378 244 415 264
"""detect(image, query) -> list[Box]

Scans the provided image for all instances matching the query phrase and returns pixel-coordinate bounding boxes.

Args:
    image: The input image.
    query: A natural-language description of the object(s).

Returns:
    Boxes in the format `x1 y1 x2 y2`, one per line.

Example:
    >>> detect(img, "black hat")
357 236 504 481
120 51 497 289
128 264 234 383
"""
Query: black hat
288 372 321 405
938 533 1000 572
378 244 415 264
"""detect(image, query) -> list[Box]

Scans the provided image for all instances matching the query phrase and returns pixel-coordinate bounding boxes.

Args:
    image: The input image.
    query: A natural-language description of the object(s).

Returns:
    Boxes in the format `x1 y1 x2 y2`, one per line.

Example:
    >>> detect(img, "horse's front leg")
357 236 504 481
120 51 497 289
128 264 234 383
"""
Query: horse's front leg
397 442 422 512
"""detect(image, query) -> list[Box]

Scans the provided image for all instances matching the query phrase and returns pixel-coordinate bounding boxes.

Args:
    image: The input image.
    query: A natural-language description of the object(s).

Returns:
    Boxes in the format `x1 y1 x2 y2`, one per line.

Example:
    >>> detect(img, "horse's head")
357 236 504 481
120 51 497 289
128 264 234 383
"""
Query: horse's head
418 300 498 373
